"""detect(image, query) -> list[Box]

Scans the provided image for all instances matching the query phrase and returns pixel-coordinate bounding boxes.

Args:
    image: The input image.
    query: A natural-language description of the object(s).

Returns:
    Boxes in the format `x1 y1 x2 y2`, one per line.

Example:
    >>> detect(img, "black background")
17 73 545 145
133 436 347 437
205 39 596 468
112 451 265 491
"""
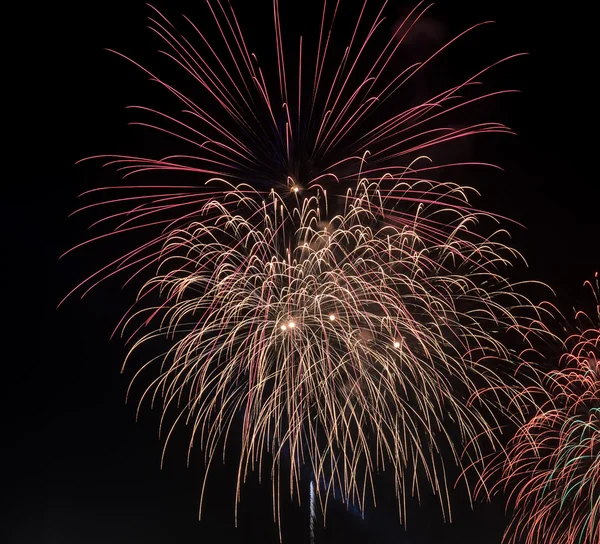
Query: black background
7 1 598 543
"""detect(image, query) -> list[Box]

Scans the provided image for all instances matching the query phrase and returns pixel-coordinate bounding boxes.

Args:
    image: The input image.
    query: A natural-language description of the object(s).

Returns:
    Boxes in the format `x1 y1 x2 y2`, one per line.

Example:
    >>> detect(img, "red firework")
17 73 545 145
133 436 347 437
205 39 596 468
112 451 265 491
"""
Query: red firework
483 273 600 544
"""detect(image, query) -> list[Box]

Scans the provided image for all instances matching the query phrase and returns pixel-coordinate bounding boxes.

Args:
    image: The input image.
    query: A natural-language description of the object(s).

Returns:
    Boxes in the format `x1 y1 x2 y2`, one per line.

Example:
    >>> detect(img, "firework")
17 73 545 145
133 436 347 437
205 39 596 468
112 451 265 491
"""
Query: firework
63 0 542 534
116 177 542 527
485 274 600 544
64 0 524 314
88 0 519 188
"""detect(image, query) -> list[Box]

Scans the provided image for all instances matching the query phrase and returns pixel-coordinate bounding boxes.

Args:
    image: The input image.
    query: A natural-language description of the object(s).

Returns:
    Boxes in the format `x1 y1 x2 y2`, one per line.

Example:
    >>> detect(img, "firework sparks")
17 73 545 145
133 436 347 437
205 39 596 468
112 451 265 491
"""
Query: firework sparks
116 177 543 527
75 0 522 194
62 0 544 535
63 0 523 306
483 273 600 544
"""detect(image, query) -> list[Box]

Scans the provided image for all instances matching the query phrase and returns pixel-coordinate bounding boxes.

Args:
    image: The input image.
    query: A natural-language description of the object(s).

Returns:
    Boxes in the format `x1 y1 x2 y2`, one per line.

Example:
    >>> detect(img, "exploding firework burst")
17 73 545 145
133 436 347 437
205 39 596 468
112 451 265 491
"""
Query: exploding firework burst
64 0 525 320
62 0 545 534
484 274 600 544
81 0 522 191
114 176 543 527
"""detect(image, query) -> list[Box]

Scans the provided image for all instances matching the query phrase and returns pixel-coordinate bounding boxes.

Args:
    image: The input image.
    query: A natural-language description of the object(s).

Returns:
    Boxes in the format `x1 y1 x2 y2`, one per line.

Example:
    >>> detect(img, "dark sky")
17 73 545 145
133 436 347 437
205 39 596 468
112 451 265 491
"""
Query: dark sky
7 1 598 543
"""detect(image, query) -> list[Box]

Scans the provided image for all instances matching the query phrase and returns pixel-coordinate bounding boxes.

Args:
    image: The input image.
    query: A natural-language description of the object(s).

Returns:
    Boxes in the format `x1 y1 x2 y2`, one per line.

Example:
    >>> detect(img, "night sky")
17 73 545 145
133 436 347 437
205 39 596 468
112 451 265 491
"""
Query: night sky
8 1 598 543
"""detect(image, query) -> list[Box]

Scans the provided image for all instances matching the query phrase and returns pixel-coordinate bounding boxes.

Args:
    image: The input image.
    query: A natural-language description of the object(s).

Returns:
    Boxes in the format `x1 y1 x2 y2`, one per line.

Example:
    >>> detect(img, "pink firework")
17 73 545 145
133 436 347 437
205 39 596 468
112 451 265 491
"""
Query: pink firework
63 0 524 302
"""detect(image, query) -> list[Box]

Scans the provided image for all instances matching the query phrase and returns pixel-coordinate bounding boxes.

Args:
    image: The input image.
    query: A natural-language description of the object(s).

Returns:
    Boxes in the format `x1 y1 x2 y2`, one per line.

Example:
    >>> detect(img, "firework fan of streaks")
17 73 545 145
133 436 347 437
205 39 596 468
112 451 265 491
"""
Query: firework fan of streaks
111 176 545 529
63 0 527 327
483 274 600 544
81 0 523 194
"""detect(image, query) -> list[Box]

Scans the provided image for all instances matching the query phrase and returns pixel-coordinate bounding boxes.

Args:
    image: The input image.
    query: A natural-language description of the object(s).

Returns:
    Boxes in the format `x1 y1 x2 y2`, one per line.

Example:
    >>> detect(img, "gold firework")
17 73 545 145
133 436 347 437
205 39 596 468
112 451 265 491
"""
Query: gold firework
120 177 543 525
